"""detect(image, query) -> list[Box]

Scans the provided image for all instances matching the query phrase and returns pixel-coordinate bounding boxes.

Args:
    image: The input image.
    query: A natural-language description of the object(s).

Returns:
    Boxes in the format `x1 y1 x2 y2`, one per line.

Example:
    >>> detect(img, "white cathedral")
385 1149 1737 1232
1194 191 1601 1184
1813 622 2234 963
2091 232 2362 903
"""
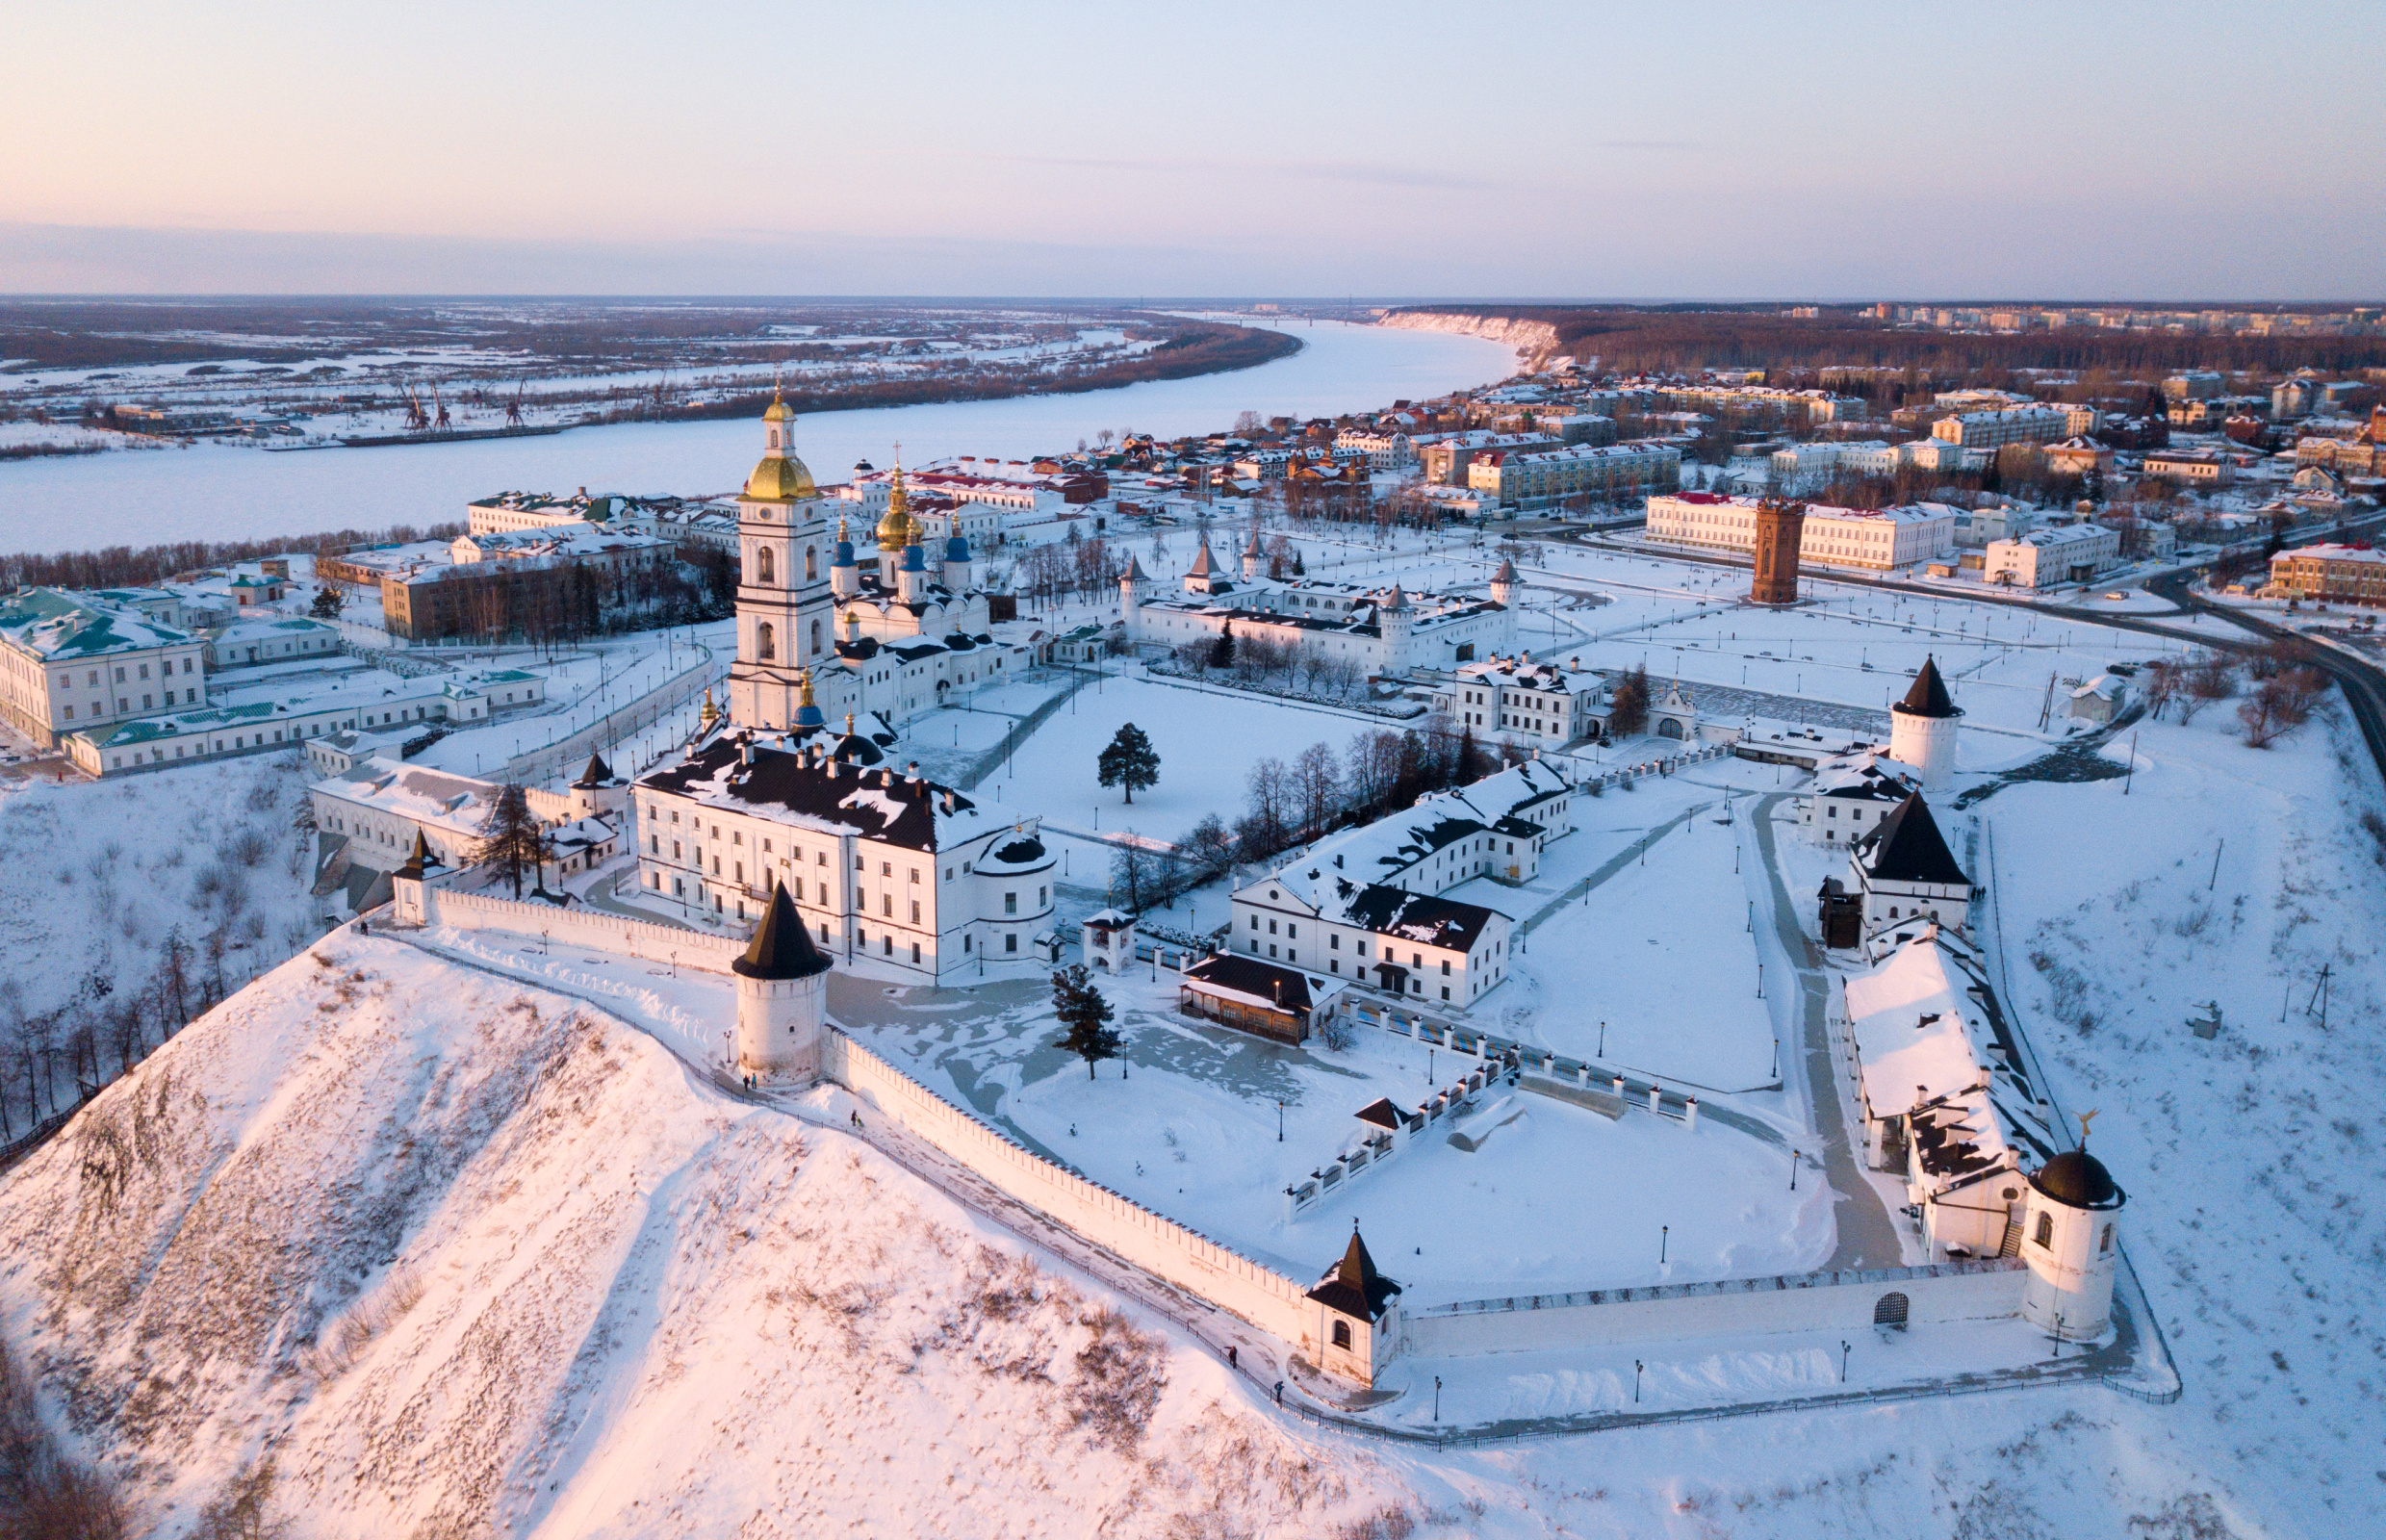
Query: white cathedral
1120 530 1517 678
725 398 1030 737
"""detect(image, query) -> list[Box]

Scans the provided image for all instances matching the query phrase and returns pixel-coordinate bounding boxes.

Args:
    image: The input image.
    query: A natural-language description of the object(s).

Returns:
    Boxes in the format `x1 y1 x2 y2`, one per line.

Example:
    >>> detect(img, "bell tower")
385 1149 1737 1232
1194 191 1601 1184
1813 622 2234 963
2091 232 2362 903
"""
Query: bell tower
730 394 835 730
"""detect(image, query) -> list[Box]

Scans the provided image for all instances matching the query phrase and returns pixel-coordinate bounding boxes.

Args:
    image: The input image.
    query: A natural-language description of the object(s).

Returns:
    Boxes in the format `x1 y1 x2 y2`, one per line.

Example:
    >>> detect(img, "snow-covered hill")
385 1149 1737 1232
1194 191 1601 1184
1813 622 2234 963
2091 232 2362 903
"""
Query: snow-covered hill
0 938 1412 1537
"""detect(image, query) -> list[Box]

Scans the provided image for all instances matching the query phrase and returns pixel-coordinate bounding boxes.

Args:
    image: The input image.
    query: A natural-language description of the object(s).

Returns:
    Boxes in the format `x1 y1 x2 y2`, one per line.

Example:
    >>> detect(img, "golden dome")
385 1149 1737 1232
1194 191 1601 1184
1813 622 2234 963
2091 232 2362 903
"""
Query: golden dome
875 462 917 551
745 450 816 502
761 394 793 424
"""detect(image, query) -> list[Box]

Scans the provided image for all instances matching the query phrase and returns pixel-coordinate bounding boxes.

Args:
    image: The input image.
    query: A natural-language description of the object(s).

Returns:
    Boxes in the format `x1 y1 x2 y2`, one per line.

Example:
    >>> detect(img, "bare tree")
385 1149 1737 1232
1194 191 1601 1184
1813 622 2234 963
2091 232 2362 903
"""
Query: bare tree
2176 654 2236 725
1293 741 1343 840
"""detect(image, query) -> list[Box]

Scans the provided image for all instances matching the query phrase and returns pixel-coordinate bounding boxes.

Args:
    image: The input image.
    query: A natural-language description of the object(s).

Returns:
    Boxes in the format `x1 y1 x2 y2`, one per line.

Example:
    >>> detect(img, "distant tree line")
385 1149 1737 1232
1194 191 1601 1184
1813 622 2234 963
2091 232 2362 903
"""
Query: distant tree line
2 522 464 593
1396 305 2386 378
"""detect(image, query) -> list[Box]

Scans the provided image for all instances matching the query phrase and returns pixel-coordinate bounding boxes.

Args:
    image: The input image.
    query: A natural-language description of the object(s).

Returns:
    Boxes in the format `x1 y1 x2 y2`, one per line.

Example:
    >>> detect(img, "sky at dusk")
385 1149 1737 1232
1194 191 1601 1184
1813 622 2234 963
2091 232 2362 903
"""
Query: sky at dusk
4 0 2380 299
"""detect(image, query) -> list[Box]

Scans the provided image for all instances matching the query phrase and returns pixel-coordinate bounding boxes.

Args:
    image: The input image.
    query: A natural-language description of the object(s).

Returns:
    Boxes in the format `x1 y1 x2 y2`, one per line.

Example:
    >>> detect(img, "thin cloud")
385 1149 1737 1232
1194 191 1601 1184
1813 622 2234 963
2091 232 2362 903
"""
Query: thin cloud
966 153 1501 192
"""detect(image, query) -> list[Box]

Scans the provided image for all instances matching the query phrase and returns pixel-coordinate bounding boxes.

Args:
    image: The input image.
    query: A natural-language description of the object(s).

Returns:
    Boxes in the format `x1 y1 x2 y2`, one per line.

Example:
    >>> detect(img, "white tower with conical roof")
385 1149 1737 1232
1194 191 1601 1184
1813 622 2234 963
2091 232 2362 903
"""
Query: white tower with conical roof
1119 553 1150 635
1889 654 1963 787
733 879 833 1081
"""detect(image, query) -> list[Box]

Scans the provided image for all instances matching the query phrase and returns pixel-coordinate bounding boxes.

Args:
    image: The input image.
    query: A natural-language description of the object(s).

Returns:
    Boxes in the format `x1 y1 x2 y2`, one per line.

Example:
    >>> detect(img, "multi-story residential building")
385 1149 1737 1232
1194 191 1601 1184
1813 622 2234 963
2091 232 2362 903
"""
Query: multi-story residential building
1646 493 1956 570
382 526 677 641
1930 407 2072 449
632 732 1053 976
1229 760 1578 1008
0 589 209 749
1983 524 2121 588
1335 428 1415 468
1464 441 1681 509
1417 430 1560 486
2141 450 2236 486
2266 543 2386 605
2162 372 2226 400
2042 438 2115 477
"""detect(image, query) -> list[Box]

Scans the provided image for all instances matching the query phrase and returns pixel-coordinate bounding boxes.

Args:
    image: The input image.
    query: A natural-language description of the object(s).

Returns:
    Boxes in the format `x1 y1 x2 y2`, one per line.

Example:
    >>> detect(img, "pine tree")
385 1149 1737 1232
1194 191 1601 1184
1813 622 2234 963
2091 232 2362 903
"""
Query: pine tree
474 783 553 897
1096 722 1162 804
1210 622 1235 671
1051 964 1121 1080
309 586 346 620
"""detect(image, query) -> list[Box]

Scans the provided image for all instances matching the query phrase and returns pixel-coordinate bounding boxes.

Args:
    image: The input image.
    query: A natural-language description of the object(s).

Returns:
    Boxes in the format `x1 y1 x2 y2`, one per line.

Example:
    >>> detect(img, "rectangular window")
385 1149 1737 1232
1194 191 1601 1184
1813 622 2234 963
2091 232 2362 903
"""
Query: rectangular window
1005 892 1017 915
1005 934 1017 953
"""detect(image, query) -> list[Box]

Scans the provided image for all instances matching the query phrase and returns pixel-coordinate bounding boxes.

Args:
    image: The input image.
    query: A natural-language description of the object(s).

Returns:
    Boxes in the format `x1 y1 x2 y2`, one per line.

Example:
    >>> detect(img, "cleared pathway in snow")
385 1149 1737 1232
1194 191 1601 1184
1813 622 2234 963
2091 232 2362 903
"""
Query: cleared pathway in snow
1751 791 1901 1271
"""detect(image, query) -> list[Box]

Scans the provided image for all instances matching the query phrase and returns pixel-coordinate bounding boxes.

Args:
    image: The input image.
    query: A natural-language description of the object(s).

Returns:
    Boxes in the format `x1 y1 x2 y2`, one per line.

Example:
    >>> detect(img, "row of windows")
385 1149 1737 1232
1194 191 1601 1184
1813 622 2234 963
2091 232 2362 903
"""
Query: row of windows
52 655 197 691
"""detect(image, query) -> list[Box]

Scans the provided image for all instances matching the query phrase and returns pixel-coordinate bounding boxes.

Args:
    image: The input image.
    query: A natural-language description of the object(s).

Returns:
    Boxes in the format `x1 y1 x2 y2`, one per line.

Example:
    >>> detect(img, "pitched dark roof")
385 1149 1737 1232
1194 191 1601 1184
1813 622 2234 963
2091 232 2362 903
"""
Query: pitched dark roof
1354 1097 1402 1130
1894 655 1962 719
732 880 833 981
1855 793 1972 886
637 739 966 852
573 750 614 786
1305 1228 1399 1319
1182 955 1319 1014
1338 885 1498 953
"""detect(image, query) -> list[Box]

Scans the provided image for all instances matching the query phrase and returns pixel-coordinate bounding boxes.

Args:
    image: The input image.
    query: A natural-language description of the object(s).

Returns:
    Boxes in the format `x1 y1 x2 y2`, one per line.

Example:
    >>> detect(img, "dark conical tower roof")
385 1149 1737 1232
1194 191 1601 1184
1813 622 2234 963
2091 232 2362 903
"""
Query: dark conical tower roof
1305 1224 1400 1318
1894 655 1961 719
1856 792 1971 886
573 749 614 786
731 880 832 981
394 829 436 880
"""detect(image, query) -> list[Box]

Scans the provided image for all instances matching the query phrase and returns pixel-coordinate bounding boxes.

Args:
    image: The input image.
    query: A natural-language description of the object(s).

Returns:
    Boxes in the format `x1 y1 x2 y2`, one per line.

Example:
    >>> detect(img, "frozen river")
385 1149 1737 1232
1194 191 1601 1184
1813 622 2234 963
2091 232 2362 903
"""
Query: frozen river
0 317 1516 555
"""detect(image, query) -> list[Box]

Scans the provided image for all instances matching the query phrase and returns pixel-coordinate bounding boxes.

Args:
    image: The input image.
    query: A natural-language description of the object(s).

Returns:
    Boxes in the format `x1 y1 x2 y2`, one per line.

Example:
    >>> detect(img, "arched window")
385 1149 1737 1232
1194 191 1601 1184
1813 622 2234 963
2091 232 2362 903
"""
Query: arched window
757 622 776 661
2034 1212 2054 1248
757 547 775 584
1330 1320 1351 1350
806 545 818 580
810 619 822 656
1872 1291 1909 1328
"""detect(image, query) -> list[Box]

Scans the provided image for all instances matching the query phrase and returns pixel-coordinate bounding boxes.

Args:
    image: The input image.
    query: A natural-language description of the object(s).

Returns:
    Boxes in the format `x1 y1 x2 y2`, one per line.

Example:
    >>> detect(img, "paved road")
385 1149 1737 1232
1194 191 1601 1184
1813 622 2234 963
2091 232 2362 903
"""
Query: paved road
1750 792 1902 1270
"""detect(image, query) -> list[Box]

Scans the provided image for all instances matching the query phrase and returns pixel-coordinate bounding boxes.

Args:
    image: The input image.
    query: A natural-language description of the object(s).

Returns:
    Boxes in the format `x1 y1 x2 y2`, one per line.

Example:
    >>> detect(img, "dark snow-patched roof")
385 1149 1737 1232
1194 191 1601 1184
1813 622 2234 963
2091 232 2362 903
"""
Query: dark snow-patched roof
637 738 983 853
1855 793 1971 886
1337 885 1498 952
1182 955 1321 1014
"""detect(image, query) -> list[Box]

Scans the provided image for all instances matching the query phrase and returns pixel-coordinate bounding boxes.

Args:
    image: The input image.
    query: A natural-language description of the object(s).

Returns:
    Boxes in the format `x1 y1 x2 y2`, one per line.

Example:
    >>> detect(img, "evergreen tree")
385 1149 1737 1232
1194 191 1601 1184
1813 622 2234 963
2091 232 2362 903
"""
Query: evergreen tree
1096 722 1162 804
474 783 553 897
1209 622 1235 671
1608 665 1651 737
1050 964 1121 1080
308 585 346 620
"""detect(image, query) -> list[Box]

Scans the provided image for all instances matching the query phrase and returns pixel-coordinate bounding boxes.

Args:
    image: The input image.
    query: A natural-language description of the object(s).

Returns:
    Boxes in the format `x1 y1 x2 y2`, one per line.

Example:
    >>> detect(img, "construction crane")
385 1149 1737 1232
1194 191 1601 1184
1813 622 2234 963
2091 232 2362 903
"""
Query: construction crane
431 380 450 431
504 377 527 429
401 381 429 433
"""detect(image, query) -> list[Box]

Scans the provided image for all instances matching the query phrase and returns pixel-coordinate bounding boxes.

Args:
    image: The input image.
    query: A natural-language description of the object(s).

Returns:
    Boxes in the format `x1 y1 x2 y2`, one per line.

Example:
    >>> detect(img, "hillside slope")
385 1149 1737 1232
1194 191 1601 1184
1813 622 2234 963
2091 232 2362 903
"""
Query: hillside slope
0 938 1412 1538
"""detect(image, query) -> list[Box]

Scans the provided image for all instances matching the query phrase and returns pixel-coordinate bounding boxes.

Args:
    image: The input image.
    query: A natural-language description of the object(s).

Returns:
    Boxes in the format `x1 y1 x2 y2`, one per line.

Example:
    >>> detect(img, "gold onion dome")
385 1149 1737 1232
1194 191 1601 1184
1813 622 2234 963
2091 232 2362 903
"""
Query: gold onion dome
745 393 815 501
875 462 918 552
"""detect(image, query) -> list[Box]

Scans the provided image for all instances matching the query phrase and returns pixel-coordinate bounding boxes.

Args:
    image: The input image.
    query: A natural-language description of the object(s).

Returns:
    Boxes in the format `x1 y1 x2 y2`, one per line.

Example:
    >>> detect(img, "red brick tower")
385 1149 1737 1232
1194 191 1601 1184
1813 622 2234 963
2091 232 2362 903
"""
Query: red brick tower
1750 497 1807 605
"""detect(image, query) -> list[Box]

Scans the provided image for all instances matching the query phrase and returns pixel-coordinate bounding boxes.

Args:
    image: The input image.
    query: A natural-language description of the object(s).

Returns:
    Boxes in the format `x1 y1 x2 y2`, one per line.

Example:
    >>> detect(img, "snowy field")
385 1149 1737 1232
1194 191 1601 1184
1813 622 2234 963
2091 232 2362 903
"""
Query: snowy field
0 320 1514 553
991 673 1397 843
835 964 1832 1305
1476 768 1783 1091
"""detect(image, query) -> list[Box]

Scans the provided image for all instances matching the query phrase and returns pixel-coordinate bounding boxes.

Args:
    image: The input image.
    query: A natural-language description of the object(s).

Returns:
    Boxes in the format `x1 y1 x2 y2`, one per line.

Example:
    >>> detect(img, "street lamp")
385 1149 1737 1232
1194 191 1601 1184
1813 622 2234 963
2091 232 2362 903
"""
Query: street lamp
1659 1225 1668 1265
1633 1359 1644 1403
1432 1375 1442 1422
1839 1340 1851 1382
1277 1099 1285 1142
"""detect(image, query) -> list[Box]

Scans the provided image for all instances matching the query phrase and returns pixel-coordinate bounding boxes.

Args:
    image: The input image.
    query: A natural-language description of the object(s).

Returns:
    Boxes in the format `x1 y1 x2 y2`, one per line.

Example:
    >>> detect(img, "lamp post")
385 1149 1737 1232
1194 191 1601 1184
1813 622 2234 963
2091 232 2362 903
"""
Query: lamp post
1839 1340 1851 1382
1633 1359 1643 1403
1659 1225 1669 1265
1277 1100 1285 1142
1432 1375 1442 1422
